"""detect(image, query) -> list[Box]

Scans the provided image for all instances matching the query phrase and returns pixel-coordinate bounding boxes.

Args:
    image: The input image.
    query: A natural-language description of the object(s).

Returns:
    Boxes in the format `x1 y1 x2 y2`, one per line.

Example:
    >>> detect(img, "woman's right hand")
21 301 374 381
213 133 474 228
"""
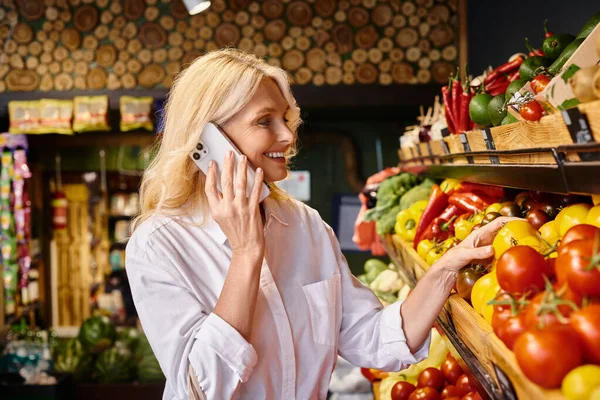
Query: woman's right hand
205 150 265 258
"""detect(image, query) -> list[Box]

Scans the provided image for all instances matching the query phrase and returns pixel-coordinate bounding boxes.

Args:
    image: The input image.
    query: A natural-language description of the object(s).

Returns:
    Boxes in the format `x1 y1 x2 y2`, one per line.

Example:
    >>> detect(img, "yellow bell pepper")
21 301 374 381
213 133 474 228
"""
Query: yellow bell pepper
440 178 461 194
394 200 429 242
555 204 593 237
592 194 600 206
485 203 503 214
455 219 476 241
492 220 544 258
585 205 600 229
417 239 436 260
472 213 485 224
539 221 560 248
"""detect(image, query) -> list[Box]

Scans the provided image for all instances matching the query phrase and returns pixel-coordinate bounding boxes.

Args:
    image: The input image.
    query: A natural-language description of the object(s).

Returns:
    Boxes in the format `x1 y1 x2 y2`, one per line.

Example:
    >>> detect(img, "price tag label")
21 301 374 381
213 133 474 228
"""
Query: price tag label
460 133 474 164
482 128 500 164
426 141 435 164
439 139 452 164
562 108 599 161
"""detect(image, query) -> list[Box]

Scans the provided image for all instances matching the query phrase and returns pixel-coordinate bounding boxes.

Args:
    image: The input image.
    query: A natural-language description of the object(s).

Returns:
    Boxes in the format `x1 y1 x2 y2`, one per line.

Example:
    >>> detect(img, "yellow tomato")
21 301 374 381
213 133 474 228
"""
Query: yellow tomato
585 205 600 229
485 203 503 214
481 282 501 323
539 221 560 247
426 245 447 266
555 204 592 237
455 220 475 241
561 365 600 400
471 271 498 315
492 220 543 258
591 387 600 400
472 213 484 224
417 239 435 260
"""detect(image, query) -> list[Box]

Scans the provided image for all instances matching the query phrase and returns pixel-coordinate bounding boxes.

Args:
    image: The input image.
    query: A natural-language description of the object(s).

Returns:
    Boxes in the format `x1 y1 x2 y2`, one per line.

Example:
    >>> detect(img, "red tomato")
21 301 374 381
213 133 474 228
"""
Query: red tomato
494 313 527 350
519 100 544 121
408 387 441 400
570 304 600 364
496 246 552 295
558 239 600 297
417 367 445 390
456 374 478 396
461 392 483 400
391 381 417 400
360 368 377 383
513 325 583 388
531 74 551 94
441 385 462 399
522 290 575 329
560 224 600 249
441 356 464 385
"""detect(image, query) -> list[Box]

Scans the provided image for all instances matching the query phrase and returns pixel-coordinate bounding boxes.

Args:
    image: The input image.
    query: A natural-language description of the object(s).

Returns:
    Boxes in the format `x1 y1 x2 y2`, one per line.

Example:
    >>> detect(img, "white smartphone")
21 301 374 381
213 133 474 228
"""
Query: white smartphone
189 123 271 202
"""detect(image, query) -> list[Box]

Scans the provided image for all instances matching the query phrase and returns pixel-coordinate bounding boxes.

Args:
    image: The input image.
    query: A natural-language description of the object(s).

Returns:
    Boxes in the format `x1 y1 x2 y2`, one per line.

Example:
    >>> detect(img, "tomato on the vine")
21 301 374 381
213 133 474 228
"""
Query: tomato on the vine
522 291 569 329
392 381 416 400
560 224 600 250
514 325 583 388
441 356 464 385
520 100 544 121
531 74 551 94
496 246 552 295
456 374 478 396
408 387 441 400
570 304 600 364
494 312 527 350
461 392 483 400
417 367 445 391
558 238 600 297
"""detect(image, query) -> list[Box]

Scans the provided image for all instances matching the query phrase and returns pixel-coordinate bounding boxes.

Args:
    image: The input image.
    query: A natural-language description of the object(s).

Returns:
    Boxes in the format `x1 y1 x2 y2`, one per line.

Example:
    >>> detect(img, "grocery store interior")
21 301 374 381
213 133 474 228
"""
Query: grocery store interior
1 0 600 399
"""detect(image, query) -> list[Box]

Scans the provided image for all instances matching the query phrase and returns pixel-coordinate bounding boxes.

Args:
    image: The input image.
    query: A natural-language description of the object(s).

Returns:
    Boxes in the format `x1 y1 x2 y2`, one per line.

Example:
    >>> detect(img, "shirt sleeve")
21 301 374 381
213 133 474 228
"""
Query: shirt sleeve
324 225 431 372
126 246 258 399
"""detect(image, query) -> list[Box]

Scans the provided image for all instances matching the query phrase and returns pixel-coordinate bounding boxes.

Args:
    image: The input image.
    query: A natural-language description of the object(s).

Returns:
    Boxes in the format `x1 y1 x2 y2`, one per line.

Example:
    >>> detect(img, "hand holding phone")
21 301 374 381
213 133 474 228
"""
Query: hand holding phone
190 123 270 202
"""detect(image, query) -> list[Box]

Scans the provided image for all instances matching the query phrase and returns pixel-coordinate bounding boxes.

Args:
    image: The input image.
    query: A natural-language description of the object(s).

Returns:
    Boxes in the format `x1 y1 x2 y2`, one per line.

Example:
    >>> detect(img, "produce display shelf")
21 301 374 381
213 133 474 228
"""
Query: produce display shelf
26 130 160 149
382 236 565 400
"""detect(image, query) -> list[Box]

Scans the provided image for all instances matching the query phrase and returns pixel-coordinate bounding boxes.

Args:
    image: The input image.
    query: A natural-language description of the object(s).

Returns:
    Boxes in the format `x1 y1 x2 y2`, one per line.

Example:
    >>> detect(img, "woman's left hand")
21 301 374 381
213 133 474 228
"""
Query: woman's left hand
435 216 521 273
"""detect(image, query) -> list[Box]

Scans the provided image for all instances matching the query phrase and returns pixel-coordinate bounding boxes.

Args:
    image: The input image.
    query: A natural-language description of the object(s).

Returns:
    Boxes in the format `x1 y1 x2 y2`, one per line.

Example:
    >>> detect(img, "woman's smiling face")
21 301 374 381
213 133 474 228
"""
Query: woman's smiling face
221 78 296 183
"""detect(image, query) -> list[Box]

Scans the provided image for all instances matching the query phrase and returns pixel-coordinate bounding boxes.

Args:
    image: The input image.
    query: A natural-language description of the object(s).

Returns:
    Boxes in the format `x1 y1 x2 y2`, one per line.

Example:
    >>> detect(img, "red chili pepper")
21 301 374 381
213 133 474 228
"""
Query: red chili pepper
508 70 520 82
421 205 463 242
449 192 494 213
544 20 554 39
451 69 462 130
525 38 545 57
459 90 472 133
488 81 510 97
442 85 456 134
414 185 448 248
484 56 525 85
456 183 506 199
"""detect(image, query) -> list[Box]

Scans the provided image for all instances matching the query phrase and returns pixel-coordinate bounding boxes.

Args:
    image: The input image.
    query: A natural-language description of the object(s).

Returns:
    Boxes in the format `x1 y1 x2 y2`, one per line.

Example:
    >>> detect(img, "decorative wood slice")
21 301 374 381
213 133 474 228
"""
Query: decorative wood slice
55 72 74 90
332 24 353 54
95 25 109 39
409 16 420 27
40 52 52 64
239 37 253 52
343 72 354 85
14 23 33 44
113 60 126 76
168 47 184 61
352 48 367 63
417 69 431 83
396 27 418 48
326 51 341 67
42 39 55 53
166 61 180 76
228 0 250 10
36 63 47 75
296 36 310 51
169 32 184 47
406 46 421 62
379 59 391 72
6 69 40 91
315 0 335 17
101 10 113 24
306 48 326 73
418 22 430 38
114 16 126 29
325 66 342 85
325 42 336 53
124 0 144 18
145 6 159 21
356 63 378 84
74 5 98 32
430 4 450 22
5 40 17 54
110 2 123 14
40 73 53 91
251 15 266 29
123 22 139 40
264 20 286 42
254 43 267 57
372 4 392 27
442 45 457 61
215 23 240 46
45 7 58 21
26 56 39 70
334 10 346 23
268 43 283 58
87 67 107 89
171 0 188 19
313 73 325 86
355 26 377 49
261 0 283 19
53 46 68 62
367 47 382 63
182 50 201 67
185 27 197 40
282 49 304 71
162 75 173 88
138 48 152 64
206 12 221 28
96 44 116 67
348 7 369 28
160 16 175 30
393 14 406 28
222 9 235 22
402 1 416 15
418 38 431 53
122 73 137 89
62 58 75 73
289 26 302 38
138 64 165 88
127 59 142 74
432 60 455 84
418 57 431 69
17 45 28 57
152 48 167 63
391 62 414 83
74 76 86 90
140 22 167 49
10 54 24 69
379 72 392 85
363 0 376 8
199 26 213 40
378 37 393 52
315 30 330 47
294 67 312 85
286 1 312 26
343 59 356 72
107 73 121 90
242 25 254 38
18 0 44 21
430 24 454 47
429 48 441 61
253 32 264 43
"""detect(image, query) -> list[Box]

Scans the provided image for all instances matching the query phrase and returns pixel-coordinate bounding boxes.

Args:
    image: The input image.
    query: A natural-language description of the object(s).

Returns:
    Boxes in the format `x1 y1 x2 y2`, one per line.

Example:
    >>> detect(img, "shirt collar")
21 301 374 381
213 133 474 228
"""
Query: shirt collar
201 197 289 245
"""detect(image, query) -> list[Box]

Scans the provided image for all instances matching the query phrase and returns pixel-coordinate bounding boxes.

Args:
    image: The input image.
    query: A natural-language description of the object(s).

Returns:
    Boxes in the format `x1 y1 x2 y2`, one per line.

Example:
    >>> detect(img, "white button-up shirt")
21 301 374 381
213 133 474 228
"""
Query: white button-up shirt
126 198 430 400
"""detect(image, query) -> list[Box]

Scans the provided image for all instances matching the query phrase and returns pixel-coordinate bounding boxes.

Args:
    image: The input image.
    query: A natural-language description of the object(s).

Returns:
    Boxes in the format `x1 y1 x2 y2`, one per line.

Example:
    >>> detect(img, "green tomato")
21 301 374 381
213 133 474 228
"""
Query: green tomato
561 365 600 400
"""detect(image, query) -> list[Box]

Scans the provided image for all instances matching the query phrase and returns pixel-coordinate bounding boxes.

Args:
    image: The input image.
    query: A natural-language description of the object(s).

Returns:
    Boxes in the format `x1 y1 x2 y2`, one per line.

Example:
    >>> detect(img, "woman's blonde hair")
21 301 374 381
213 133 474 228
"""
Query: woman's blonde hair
133 48 301 230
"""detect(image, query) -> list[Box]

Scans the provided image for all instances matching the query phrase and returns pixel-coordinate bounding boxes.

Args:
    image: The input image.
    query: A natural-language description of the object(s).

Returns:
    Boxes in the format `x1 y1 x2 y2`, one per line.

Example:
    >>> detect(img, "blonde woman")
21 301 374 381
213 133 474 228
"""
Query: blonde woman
126 48 511 400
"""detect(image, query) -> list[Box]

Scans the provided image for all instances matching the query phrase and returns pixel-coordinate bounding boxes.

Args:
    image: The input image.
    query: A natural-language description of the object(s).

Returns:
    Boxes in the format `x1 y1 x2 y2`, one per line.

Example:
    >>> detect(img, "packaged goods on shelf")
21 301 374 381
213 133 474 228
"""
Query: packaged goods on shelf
8 101 41 134
73 96 110 133
119 96 154 132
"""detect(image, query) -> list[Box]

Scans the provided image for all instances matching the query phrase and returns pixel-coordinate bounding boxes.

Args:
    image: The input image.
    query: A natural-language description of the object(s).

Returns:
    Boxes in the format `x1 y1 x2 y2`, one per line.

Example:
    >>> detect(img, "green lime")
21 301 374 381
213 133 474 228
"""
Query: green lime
469 93 493 127
488 94 507 127
505 78 528 103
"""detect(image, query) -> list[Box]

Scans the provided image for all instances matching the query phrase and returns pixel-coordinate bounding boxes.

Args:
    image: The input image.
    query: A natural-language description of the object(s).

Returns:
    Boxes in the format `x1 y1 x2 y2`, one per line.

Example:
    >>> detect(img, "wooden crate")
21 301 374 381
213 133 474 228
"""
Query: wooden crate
386 236 565 400
399 99 600 166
